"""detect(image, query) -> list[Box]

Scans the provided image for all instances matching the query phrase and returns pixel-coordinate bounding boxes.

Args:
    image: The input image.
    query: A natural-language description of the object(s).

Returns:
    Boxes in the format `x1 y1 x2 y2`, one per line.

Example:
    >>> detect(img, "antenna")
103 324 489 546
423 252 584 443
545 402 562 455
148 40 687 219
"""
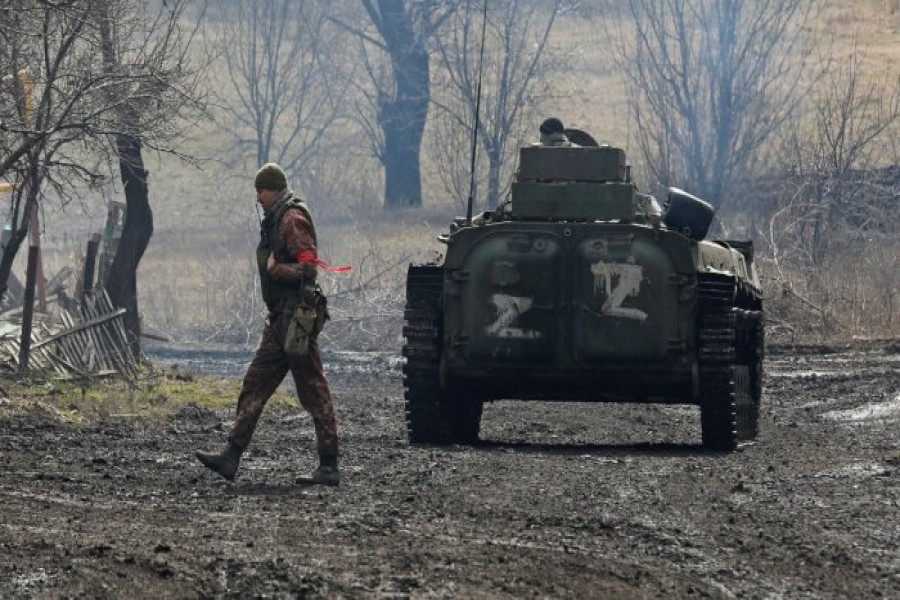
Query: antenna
465 0 489 225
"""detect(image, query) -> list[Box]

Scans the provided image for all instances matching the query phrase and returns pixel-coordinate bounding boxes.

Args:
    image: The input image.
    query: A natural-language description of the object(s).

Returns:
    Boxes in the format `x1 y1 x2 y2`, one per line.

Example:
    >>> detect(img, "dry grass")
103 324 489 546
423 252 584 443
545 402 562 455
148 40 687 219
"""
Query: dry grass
0 364 297 424
820 1 900 71
759 233 900 343
133 210 447 347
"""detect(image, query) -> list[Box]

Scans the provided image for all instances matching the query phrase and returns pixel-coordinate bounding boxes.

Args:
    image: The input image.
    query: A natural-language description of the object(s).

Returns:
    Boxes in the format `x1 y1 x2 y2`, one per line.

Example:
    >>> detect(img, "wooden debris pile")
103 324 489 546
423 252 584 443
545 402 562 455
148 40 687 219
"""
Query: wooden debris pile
0 291 137 383
0 198 138 384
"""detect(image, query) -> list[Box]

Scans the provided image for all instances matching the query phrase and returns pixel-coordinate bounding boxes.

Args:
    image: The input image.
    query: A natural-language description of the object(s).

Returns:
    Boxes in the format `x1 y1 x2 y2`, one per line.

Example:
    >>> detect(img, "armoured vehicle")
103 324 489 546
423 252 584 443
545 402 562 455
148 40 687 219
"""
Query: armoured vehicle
402 137 763 451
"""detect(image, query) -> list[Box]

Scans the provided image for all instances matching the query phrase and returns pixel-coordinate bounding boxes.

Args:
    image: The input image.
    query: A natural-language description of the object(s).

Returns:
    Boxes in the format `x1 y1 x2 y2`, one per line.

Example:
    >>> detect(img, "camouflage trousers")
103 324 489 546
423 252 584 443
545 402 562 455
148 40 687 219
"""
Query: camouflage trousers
227 312 339 459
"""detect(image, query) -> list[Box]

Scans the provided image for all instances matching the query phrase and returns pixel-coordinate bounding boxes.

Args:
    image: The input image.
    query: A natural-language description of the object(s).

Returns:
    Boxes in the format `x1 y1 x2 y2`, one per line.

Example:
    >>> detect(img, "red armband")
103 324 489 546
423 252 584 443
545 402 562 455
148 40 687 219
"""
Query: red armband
295 250 351 273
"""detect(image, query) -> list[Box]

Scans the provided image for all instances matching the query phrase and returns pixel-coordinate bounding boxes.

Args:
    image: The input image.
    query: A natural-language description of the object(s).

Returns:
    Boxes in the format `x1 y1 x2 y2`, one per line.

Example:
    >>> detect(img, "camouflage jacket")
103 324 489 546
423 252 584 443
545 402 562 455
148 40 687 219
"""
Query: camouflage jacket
256 190 319 313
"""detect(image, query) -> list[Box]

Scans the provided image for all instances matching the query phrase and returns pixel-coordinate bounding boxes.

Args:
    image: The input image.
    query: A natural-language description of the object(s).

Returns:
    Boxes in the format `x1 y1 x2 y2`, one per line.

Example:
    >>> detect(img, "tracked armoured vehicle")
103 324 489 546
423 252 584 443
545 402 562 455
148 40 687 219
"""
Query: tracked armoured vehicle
402 137 763 450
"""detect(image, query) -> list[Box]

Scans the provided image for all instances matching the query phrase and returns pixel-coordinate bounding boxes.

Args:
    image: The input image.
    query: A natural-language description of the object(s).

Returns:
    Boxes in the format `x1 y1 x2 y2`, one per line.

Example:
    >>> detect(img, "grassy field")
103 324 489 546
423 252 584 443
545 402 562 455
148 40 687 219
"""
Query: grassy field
23 1 900 346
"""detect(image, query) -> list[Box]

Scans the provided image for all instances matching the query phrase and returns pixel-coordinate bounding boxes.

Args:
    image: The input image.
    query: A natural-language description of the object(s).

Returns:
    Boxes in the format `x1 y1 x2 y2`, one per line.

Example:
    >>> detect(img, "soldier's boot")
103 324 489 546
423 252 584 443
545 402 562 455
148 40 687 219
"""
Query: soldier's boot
195 441 243 481
297 454 340 486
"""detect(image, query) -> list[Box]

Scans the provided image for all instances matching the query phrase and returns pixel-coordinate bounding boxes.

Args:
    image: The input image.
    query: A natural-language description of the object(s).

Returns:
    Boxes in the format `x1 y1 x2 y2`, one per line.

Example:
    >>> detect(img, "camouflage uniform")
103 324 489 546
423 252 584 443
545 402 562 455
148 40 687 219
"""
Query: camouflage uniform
227 190 339 460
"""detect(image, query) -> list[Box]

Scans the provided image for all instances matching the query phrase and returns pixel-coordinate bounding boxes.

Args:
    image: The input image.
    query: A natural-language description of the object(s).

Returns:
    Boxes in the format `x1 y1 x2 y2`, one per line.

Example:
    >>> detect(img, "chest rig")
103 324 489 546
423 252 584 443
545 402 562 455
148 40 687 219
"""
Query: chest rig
257 192 318 313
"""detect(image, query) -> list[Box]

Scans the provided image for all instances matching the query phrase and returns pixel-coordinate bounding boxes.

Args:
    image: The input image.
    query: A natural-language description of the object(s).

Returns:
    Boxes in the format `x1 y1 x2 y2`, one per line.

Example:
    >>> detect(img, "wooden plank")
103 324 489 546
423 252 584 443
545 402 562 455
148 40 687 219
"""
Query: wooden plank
30 308 127 350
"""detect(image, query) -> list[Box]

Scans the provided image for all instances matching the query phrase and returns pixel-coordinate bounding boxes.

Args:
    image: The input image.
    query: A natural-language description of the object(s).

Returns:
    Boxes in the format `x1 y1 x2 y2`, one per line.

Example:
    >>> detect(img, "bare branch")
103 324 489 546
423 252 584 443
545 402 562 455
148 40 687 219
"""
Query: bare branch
617 0 814 214
429 0 566 210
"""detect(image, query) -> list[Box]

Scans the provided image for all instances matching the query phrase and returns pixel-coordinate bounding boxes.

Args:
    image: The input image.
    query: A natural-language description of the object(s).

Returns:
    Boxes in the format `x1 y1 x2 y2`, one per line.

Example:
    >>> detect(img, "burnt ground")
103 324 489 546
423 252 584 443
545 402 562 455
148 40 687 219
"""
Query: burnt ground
0 341 898 599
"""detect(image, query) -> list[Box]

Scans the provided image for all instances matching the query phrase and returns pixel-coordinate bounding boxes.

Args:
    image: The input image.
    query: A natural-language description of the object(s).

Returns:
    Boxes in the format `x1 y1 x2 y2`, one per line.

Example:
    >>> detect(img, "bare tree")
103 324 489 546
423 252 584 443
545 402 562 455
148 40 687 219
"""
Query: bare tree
430 0 567 211
337 0 455 209
763 50 900 337
1 2 99 306
100 0 206 357
618 0 814 212
212 0 345 180
0 0 205 354
770 50 900 266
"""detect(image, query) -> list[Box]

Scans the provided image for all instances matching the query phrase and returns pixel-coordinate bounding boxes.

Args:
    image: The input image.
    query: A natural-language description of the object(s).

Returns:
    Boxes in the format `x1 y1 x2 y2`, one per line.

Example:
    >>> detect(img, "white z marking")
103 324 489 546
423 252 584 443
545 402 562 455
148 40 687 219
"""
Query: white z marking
590 261 647 321
486 294 540 338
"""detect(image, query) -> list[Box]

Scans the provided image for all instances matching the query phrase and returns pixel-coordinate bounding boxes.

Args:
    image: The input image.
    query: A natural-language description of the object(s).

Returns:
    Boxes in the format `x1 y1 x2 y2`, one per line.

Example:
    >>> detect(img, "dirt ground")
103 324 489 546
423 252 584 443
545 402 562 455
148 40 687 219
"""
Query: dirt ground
1 340 898 599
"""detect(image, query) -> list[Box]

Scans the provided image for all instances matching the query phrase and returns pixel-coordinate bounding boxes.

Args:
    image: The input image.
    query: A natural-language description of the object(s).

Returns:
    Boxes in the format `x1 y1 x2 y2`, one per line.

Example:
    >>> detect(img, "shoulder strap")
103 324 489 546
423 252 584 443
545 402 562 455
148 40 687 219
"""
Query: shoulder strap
271 194 318 250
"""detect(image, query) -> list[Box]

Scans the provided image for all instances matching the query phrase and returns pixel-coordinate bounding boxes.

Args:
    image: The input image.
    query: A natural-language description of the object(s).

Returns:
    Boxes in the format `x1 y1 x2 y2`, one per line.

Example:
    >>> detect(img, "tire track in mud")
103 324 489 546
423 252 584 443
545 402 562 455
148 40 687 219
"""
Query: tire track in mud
1 341 898 598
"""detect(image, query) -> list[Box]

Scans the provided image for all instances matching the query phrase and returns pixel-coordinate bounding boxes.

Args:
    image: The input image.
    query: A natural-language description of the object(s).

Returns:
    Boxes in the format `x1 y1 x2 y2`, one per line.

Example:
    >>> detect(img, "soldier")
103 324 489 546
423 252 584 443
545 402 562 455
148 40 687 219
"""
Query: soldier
539 117 572 147
195 163 341 486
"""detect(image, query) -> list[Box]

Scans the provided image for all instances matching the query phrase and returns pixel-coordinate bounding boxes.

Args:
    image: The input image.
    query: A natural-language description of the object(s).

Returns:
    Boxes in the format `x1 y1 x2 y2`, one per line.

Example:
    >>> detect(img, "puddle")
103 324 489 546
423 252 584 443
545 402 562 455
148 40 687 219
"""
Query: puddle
815 461 891 479
14 568 55 589
145 345 401 377
766 370 850 379
823 394 900 423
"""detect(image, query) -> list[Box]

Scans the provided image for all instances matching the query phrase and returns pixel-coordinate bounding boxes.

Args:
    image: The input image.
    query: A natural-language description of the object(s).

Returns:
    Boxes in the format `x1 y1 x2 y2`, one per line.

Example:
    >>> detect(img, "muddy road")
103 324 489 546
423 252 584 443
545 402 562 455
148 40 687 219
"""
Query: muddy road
1 342 898 598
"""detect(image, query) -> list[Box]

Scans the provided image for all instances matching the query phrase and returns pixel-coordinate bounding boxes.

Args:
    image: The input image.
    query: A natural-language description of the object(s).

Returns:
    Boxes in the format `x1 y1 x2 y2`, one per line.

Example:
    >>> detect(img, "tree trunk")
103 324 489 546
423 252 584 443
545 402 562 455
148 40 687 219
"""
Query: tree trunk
487 149 501 213
0 229 26 307
0 159 41 307
98 6 152 359
375 0 429 209
381 101 425 208
106 106 152 360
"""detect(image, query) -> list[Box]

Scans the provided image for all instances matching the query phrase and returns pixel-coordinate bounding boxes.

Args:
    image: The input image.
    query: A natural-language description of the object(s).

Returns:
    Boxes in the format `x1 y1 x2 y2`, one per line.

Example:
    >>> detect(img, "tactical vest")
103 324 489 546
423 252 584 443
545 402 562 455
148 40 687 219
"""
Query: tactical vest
257 192 318 313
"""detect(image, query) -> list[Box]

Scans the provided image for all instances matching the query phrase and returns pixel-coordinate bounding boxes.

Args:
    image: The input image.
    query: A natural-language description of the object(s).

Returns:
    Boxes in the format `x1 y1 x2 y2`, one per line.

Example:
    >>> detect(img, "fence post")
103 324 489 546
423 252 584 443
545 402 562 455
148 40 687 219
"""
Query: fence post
83 233 101 299
18 245 39 375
